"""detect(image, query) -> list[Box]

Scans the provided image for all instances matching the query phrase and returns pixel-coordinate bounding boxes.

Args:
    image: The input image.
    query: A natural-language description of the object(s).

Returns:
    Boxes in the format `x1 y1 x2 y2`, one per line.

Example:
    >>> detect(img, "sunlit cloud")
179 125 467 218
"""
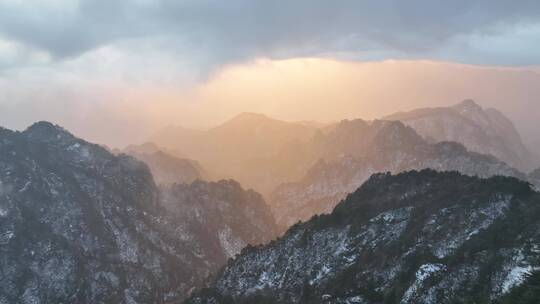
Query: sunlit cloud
4 58 539 149
1 1 540 148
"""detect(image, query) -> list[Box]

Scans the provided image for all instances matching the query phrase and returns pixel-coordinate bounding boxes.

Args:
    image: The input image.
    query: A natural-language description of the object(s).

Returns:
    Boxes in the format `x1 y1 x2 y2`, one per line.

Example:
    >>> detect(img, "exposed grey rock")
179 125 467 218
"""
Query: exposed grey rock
161 179 279 261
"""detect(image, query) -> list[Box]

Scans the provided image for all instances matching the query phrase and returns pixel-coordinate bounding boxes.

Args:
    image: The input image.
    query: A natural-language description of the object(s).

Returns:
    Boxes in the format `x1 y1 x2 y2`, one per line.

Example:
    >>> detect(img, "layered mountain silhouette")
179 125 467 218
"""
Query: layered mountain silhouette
187 170 540 304
149 104 536 231
151 101 535 202
152 112 317 161
270 119 526 229
150 113 319 195
123 142 207 186
385 99 536 171
0 122 276 303
2 98 536 303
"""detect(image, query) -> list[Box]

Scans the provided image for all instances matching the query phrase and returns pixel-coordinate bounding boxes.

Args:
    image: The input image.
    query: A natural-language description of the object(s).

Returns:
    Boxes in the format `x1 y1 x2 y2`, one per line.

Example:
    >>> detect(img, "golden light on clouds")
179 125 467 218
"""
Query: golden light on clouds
13 58 537 147
164 58 540 130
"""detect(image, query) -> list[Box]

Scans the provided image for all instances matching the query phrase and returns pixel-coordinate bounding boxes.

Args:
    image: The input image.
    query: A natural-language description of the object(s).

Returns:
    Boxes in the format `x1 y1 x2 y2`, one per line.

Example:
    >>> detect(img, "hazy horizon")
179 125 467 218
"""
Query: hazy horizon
2 58 539 150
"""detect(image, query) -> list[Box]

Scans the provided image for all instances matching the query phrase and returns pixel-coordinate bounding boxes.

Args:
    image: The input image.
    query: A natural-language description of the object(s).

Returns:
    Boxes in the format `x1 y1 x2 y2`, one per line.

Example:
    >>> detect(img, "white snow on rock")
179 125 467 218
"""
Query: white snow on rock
218 227 246 259
19 179 32 193
424 196 511 259
67 143 81 151
401 263 446 303
0 230 14 245
502 265 533 294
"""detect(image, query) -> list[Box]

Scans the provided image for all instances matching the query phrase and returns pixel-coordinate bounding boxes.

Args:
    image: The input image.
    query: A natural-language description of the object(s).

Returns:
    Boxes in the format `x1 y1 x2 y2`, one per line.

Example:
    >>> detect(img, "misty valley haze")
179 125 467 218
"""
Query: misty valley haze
1 1 540 304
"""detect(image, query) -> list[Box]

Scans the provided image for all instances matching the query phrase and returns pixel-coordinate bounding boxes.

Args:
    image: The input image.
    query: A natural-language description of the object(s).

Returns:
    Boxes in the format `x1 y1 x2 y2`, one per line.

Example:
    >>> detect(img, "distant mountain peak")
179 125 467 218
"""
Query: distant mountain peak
213 112 285 131
124 141 162 154
452 99 487 116
229 112 274 122
456 98 481 108
384 100 535 171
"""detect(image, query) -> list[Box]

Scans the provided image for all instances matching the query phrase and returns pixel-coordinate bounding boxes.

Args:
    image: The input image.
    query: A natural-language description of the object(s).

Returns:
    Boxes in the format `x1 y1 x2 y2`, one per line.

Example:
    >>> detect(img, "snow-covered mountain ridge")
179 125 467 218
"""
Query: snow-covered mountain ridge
188 170 540 304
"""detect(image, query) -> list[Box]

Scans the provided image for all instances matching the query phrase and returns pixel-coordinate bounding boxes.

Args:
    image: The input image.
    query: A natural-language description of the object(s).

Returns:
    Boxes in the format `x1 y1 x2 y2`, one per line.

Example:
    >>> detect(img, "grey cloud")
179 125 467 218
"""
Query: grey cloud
1 0 540 68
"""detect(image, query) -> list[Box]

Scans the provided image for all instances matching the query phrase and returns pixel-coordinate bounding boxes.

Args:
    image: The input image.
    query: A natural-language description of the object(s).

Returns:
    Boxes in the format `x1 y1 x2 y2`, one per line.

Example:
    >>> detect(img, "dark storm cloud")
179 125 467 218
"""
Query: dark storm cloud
1 0 540 66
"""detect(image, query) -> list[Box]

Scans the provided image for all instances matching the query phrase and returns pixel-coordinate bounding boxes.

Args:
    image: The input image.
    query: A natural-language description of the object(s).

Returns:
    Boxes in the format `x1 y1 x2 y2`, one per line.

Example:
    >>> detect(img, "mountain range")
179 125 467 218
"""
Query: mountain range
123 142 208 186
150 100 537 198
269 119 528 229
0 122 276 303
150 113 318 194
147 100 538 231
384 99 536 172
188 170 540 304
1 99 539 303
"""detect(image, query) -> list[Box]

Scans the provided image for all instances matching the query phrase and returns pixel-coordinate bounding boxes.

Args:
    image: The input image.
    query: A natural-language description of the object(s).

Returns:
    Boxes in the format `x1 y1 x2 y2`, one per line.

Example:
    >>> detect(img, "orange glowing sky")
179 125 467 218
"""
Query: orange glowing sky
75 58 537 146
2 1 540 150
2 58 540 150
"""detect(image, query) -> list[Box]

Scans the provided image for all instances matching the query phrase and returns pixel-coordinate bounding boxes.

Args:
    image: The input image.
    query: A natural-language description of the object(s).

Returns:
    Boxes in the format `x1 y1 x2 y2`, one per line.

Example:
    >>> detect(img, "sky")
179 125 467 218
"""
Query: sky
0 0 539 148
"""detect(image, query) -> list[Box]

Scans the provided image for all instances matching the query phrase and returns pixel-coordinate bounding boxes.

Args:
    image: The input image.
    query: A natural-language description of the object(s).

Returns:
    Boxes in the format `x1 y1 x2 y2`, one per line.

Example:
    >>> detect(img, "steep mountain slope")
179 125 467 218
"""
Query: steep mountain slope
187 170 540 304
124 143 207 186
150 113 318 194
161 180 279 260
384 99 535 171
0 122 276 303
271 119 525 229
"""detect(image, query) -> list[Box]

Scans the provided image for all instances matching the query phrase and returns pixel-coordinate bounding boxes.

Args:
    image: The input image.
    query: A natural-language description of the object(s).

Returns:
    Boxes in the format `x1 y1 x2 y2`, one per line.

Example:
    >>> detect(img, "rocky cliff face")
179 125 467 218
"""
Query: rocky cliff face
384 99 535 172
161 179 279 261
271 119 525 229
0 122 276 303
188 170 540 304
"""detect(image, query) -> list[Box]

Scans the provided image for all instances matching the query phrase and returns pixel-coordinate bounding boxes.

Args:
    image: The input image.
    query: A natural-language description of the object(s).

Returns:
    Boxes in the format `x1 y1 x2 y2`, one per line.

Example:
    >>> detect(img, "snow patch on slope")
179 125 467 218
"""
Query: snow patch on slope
218 227 246 258
502 265 533 294
401 263 446 303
